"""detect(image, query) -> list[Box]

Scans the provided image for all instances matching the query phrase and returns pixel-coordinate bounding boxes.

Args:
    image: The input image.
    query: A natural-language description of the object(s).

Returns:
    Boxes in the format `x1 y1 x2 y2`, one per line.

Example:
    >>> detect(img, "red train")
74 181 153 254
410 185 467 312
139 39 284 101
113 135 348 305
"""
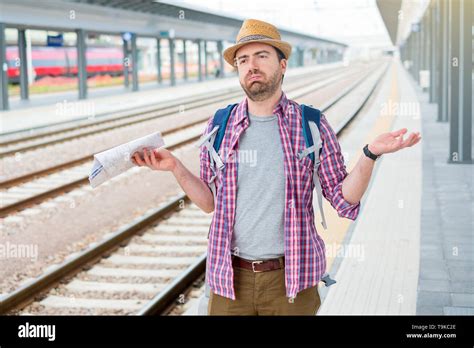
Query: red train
6 46 124 83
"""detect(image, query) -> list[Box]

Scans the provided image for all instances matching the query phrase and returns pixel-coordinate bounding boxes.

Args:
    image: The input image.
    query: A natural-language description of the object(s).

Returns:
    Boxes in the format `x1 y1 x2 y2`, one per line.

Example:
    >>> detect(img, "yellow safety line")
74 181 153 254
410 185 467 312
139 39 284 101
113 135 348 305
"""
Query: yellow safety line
319 60 400 272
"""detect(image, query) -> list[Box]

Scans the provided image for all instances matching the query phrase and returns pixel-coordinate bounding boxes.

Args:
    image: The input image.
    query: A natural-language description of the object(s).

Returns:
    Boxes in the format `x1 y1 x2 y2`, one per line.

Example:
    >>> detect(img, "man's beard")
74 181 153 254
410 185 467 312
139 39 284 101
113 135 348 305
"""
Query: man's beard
240 69 282 102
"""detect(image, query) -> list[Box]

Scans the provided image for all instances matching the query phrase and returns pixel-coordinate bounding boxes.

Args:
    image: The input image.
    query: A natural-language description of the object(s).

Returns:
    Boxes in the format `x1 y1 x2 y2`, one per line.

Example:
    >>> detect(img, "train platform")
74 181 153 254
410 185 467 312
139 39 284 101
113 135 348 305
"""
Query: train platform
0 63 343 135
182 59 473 316
414 86 473 315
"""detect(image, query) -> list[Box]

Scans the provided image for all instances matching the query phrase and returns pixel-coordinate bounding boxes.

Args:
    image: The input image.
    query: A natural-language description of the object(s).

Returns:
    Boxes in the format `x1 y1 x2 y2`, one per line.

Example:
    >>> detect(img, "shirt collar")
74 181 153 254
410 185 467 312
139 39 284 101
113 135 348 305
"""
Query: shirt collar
233 91 290 126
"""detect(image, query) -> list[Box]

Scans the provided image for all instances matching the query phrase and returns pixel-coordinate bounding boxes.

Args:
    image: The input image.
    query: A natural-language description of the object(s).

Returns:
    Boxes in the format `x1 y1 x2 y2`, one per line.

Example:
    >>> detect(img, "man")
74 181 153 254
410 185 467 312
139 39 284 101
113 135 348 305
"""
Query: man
132 19 421 315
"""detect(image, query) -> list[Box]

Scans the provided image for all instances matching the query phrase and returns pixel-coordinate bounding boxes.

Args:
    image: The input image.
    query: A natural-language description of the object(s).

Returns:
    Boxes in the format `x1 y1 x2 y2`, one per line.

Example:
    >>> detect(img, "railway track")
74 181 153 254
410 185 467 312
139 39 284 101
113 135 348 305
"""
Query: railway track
0 61 389 316
1 195 209 315
0 64 377 218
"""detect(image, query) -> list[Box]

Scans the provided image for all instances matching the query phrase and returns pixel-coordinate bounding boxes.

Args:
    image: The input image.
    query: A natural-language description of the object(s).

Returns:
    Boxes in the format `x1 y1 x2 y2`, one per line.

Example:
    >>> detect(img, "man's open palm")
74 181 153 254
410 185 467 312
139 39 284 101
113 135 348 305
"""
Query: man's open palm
369 128 421 156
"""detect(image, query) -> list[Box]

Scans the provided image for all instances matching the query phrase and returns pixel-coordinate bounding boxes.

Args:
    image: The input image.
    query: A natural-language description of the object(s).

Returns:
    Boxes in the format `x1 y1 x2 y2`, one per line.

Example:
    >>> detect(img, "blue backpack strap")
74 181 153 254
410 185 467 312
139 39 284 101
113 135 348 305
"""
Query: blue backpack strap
301 104 322 163
212 103 238 153
300 104 328 231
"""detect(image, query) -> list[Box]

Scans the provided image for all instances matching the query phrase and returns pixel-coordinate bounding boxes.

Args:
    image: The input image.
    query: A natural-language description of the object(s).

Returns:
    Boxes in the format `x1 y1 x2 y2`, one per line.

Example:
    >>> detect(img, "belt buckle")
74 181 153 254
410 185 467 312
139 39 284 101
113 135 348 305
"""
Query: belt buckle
251 260 264 272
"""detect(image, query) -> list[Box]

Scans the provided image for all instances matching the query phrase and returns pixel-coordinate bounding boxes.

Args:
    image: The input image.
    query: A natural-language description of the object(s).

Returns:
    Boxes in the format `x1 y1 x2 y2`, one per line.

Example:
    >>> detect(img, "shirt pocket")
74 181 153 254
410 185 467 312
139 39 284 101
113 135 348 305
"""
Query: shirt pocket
295 154 316 201
295 153 314 174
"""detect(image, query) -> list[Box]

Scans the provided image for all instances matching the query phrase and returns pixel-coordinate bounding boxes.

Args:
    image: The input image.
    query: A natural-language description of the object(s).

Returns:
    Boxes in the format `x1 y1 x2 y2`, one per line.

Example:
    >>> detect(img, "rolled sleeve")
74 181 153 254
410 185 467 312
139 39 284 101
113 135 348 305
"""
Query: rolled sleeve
199 116 215 187
318 113 360 220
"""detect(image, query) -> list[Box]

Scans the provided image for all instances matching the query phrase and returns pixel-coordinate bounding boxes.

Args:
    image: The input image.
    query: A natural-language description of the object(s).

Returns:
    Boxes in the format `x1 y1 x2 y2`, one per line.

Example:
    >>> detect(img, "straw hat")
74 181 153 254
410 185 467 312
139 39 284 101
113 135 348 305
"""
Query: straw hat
223 19 292 66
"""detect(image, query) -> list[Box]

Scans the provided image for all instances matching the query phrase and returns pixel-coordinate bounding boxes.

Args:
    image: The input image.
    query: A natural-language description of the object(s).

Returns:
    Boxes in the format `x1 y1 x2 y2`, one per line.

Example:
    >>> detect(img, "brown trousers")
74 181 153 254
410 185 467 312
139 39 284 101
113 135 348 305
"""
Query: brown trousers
208 265 321 315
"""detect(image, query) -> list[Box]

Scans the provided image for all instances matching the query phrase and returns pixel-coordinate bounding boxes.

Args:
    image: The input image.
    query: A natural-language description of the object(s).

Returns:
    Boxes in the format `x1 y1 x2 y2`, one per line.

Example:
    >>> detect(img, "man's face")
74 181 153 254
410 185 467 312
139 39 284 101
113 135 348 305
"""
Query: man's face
234 42 287 102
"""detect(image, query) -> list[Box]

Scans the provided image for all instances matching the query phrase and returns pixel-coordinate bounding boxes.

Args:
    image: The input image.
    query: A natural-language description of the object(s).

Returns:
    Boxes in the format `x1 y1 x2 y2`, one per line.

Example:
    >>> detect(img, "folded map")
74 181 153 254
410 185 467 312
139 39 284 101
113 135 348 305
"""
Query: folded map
89 132 165 188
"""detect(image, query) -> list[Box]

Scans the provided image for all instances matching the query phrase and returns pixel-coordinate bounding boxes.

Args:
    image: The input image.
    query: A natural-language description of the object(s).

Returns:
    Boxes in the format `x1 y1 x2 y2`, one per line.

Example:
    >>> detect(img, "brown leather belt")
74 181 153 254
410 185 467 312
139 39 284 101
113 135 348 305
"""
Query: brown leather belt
232 255 285 273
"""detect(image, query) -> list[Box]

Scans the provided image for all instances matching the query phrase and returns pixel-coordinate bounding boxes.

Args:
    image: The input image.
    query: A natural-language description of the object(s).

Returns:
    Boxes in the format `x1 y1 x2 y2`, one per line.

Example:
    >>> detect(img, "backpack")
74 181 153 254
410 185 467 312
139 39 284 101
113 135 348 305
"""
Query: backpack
197 103 328 230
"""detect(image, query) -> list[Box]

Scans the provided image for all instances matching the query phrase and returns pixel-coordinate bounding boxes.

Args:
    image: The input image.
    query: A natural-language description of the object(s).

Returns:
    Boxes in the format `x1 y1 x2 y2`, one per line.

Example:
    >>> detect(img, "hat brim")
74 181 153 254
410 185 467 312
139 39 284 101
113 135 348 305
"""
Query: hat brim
223 39 292 66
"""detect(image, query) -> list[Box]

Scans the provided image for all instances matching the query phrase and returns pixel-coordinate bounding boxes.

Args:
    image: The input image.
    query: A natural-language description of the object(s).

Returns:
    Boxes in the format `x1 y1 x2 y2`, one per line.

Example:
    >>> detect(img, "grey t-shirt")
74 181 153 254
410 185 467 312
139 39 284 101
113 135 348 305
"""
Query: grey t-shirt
231 112 286 260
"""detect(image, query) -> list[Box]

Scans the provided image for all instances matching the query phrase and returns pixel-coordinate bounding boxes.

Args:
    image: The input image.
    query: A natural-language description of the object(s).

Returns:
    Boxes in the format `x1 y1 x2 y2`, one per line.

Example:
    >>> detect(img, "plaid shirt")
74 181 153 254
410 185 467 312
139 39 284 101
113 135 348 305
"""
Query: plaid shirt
199 92 360 300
